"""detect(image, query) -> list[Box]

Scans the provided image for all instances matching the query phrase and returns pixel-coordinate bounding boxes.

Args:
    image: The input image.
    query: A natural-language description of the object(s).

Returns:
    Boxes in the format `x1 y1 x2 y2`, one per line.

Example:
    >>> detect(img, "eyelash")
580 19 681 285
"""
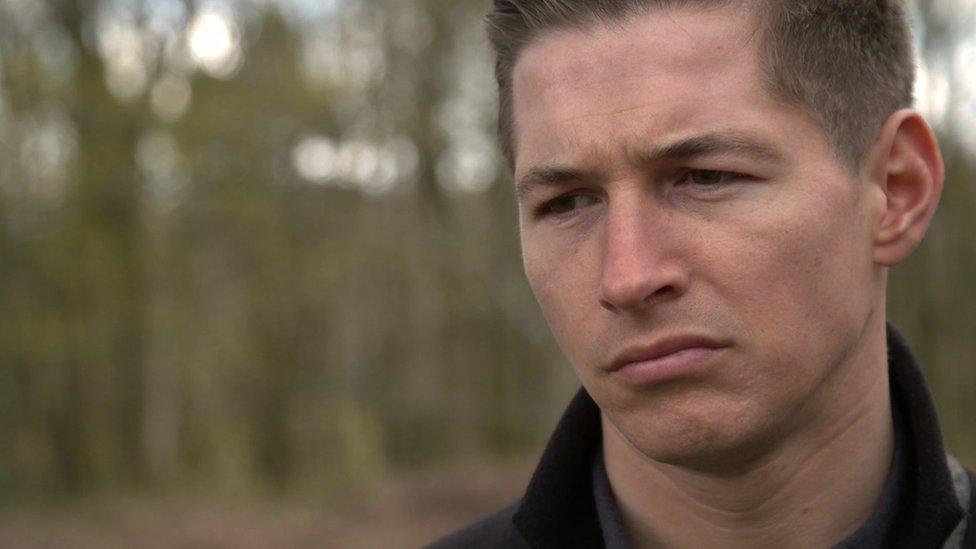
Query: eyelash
676 169 746 188
534 192 598 218
533 170 749 218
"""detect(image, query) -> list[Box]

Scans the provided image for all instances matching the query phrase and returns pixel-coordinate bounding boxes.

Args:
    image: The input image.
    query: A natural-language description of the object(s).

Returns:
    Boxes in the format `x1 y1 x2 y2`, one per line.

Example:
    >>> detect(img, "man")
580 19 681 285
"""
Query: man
433 0 974 547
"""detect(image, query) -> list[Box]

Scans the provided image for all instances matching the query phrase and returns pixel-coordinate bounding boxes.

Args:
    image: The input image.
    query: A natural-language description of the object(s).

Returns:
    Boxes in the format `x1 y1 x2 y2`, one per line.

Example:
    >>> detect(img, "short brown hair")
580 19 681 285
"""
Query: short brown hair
486 0 916 170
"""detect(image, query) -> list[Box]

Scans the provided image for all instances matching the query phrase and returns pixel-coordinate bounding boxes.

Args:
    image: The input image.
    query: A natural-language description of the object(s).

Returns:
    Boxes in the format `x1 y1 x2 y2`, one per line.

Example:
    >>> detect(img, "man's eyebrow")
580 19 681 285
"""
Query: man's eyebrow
640 133 785 164
515 133 783 199
516 166 588 200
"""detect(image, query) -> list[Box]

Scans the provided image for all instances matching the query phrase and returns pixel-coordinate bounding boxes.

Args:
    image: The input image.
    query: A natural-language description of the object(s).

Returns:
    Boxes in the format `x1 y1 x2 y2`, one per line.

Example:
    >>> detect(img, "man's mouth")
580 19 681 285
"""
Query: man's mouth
608 335 730 384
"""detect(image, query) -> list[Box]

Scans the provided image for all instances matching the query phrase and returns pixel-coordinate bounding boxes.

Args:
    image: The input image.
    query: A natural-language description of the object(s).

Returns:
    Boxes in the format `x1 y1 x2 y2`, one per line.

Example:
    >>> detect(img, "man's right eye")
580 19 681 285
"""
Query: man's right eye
537 194 599 217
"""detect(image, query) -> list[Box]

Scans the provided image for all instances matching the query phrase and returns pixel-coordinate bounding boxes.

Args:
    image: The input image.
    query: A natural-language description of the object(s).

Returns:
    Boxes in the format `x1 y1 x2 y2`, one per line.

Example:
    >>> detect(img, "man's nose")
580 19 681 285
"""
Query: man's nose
598 197 689 313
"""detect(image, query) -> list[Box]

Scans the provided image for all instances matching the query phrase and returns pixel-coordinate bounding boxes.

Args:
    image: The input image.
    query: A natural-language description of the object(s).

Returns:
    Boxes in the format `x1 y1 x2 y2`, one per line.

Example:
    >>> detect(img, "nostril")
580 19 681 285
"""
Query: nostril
598 268 686 312
599 280 671 312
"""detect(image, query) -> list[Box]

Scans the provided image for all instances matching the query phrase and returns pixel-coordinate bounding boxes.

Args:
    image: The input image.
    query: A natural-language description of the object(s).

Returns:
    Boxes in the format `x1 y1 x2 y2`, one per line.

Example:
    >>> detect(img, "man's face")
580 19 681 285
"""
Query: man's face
512 7 887 468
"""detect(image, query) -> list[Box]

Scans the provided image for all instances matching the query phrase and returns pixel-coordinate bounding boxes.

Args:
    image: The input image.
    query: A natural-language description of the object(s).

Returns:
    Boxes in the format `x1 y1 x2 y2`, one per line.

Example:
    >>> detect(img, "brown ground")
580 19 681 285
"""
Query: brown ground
0 458 535 549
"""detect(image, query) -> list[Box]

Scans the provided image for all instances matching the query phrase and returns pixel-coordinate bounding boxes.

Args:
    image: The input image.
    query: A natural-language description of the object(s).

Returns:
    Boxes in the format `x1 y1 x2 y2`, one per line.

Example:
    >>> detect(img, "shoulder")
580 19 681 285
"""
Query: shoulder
426 501 529 549
951 457 976 548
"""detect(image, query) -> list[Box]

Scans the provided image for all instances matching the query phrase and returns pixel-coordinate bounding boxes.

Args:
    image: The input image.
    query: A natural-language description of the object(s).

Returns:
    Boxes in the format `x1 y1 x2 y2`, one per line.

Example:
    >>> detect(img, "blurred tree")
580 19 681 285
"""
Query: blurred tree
0 0 973 501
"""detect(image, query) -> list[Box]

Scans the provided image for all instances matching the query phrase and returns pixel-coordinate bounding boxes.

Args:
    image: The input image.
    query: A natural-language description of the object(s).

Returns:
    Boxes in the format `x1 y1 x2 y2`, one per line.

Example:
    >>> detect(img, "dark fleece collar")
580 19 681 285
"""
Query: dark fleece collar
511 323 965 548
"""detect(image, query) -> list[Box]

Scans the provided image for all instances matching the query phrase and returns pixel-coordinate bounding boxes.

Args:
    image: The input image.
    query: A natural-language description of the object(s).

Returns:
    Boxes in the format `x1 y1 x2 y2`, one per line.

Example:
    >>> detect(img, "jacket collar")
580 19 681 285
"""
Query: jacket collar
512 383 604 547
885 324 966 547
512 323 965 548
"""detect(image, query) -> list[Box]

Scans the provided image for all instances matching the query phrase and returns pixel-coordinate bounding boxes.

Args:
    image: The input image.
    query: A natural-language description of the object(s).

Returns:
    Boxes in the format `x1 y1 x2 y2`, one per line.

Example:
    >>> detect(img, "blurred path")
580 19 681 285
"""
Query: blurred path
0 457 535 548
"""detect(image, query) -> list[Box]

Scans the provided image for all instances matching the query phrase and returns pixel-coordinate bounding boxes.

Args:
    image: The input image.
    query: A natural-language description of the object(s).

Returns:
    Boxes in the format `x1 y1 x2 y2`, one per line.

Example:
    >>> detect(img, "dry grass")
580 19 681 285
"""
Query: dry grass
0 457 536 549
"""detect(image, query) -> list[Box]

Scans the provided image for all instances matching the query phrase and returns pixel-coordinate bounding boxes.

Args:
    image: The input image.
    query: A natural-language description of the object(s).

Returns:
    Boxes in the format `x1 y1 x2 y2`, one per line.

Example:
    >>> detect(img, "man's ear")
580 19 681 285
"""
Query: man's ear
865 109 945 267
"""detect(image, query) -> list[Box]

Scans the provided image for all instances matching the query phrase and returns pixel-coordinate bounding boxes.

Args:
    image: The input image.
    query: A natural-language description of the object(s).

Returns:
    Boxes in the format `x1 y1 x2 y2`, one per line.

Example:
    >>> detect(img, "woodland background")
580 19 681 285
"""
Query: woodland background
0 0 974 546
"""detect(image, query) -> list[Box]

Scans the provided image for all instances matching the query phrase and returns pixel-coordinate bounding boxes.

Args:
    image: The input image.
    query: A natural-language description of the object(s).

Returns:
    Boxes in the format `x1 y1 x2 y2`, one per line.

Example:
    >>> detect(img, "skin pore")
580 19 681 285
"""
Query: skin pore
512 5 943 548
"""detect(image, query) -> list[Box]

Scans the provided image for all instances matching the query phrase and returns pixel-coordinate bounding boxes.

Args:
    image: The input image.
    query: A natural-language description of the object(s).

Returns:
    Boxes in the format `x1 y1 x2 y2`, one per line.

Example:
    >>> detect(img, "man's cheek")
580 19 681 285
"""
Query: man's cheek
527 267 595 363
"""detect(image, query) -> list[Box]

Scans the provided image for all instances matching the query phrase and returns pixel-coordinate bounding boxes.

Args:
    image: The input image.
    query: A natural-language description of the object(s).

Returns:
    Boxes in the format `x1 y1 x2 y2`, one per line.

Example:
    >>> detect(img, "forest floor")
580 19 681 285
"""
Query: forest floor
0 457 535 548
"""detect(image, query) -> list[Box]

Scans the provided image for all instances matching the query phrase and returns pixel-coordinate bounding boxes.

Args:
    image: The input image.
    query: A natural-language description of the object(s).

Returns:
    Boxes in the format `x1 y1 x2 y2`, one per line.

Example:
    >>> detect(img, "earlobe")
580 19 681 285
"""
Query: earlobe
870 109 945 267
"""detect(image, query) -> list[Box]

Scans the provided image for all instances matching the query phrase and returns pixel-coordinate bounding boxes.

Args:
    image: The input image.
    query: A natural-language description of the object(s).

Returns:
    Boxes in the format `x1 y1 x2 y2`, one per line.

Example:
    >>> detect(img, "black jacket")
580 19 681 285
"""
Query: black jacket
430 326 976 548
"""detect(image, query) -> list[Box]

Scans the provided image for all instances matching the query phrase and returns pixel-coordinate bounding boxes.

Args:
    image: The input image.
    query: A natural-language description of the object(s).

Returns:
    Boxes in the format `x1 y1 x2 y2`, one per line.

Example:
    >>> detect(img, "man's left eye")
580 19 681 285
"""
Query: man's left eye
678 169 742 187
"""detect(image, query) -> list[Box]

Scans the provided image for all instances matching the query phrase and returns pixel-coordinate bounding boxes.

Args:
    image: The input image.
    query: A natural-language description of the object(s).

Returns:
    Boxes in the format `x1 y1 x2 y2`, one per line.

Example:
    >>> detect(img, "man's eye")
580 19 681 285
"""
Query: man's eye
538 194 599 216
678 169 742 187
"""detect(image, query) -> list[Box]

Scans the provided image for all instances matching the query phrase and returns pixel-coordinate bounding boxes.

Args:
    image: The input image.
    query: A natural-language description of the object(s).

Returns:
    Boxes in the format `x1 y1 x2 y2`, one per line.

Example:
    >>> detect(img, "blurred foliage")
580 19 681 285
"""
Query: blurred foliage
0 0 973 501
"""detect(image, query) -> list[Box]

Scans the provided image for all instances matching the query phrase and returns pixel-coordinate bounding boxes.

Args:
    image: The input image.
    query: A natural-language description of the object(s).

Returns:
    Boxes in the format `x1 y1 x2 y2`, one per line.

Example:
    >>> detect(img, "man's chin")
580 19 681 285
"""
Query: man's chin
641 443 772 477
604 410 779 477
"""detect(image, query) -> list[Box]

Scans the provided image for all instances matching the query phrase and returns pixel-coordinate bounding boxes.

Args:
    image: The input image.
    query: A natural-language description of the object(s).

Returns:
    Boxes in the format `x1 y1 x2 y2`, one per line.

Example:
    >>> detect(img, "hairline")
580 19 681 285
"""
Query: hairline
495 0 898 176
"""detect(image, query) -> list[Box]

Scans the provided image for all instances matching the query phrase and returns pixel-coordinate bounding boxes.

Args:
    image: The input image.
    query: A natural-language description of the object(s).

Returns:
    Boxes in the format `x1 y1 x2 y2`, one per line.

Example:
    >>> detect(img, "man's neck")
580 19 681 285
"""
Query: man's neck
602 326 895 548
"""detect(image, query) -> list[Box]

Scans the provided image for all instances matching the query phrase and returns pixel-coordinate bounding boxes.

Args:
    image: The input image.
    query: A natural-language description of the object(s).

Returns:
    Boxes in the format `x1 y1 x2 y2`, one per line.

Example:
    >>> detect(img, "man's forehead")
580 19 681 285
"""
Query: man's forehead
510 6 770 172
513 5 760 90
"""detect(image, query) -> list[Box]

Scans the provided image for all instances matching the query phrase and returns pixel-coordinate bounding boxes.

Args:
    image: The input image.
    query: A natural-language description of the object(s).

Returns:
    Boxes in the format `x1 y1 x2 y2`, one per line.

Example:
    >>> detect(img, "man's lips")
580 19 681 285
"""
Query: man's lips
607 335 730 383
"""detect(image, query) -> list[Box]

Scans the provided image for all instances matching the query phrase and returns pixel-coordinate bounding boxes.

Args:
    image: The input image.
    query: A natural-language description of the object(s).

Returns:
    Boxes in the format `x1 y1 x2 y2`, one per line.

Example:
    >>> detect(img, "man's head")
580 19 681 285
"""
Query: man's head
487 0 916 170
495 1 943 473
